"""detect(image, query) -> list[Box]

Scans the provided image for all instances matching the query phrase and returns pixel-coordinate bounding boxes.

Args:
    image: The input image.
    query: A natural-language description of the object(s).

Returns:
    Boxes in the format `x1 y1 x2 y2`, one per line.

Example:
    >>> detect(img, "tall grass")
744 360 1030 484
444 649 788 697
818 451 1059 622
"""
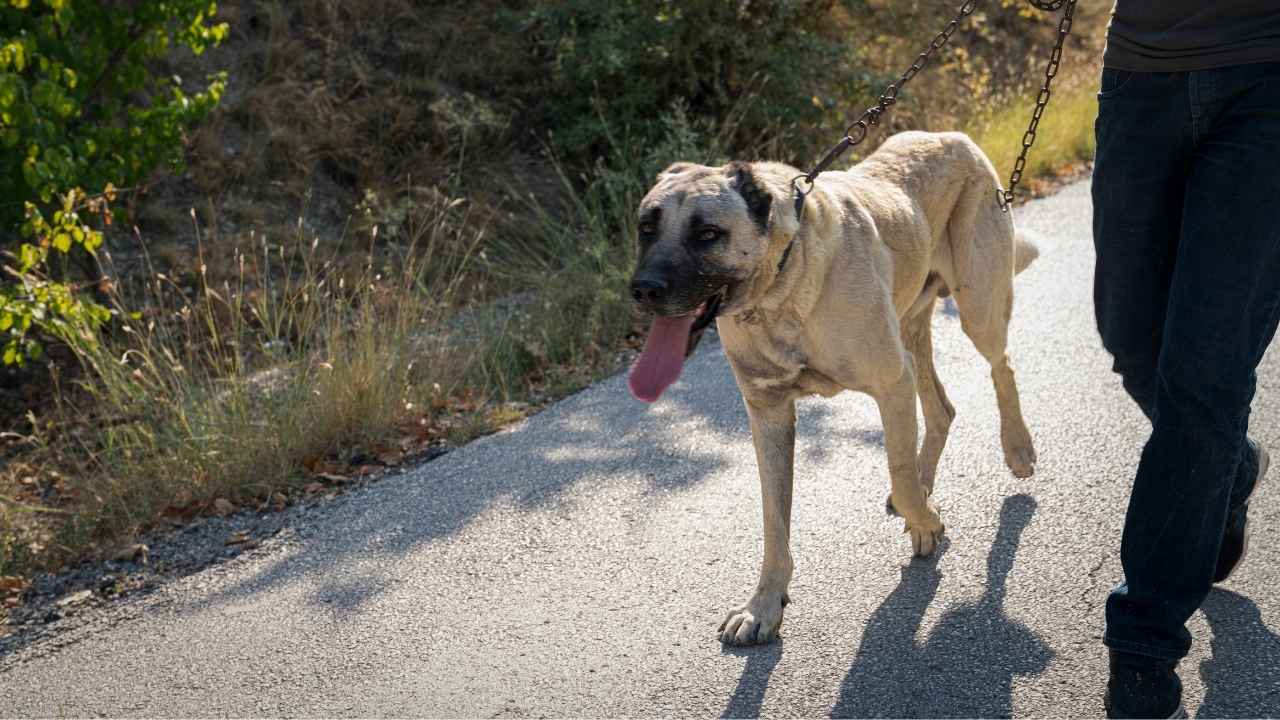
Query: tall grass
0 131 658 574
31 199 472 562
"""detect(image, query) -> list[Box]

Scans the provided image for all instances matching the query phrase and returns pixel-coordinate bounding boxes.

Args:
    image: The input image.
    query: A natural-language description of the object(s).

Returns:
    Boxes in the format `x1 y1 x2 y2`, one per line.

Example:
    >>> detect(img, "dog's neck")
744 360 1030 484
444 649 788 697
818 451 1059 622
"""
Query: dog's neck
730 186 836 325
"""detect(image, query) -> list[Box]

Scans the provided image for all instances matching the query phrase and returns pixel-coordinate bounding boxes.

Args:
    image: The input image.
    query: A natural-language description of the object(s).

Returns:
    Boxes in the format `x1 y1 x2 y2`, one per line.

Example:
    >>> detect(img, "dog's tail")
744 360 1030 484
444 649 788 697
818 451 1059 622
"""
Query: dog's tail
1015 230 1041 275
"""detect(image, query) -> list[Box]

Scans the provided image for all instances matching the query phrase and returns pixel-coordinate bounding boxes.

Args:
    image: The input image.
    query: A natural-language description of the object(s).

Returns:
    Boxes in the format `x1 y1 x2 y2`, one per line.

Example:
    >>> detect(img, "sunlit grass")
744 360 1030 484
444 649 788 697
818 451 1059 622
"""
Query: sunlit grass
972 79 1098 190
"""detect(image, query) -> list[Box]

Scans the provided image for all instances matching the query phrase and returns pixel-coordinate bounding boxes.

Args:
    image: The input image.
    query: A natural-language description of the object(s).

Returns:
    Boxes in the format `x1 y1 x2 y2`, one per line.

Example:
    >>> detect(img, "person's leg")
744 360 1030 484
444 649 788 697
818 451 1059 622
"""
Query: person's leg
1105 62 1280 663
1092 69 1195 420
1090 69 1196 718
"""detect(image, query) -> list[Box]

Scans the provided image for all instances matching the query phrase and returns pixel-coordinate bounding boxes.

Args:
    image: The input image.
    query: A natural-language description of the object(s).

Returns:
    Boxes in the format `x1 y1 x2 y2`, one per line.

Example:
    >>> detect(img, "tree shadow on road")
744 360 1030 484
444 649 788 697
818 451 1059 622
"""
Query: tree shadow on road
829 493 1052 718
168 339 864 618
1197 588 1280 718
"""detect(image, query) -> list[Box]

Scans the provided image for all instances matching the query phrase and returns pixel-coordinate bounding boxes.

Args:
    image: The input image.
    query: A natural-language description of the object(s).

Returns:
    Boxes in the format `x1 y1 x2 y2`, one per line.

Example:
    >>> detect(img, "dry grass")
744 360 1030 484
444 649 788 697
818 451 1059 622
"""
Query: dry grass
0 146 644 575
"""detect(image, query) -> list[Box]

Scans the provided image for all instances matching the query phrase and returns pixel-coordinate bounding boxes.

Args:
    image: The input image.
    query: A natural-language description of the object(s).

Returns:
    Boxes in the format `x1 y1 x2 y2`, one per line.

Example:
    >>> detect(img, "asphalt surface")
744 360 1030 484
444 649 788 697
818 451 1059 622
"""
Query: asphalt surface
2 180 1279 717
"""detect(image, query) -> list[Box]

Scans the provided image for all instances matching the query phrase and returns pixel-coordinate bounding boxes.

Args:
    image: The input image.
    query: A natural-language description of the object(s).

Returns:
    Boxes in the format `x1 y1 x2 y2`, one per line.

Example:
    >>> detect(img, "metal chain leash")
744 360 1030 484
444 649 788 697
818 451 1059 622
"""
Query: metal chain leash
792 0 1078 219
1000 0 1077 210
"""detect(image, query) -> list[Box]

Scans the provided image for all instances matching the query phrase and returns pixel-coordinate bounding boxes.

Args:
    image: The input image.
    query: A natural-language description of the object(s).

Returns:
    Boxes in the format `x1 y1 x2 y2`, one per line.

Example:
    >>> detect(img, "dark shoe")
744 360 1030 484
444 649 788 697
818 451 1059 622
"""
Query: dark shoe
1214 442 1269 583
1104 650 1186 719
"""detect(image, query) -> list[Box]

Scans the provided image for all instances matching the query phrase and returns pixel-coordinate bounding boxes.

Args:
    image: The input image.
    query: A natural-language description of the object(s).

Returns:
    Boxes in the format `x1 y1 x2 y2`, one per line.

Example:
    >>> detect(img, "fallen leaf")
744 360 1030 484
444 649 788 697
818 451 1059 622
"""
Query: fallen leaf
316 472 349 484
225 531 251 546
303 482 324 494
0 576 28 594
270 492 288 510
214 498 236 516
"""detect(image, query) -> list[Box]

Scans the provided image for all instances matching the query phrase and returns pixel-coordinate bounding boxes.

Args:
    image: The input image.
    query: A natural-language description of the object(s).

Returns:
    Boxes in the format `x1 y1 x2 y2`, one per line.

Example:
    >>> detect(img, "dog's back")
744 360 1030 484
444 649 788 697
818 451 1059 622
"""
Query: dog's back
844 131 1038 314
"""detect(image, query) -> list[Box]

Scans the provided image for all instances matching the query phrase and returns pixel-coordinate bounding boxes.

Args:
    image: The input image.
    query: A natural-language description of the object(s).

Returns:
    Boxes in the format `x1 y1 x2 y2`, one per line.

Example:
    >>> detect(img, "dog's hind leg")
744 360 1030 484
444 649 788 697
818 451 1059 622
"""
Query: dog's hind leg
960 301 1036 478
948 266 1037 477
946 177 1037 478
875 354 945 556
903 295 955 496
719 395 795 645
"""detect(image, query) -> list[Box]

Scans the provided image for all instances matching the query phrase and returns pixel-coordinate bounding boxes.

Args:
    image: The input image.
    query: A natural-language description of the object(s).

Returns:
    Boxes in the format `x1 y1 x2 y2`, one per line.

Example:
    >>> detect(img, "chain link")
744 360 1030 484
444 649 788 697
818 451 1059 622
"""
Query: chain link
793 0 1077 217
999 0 1077 210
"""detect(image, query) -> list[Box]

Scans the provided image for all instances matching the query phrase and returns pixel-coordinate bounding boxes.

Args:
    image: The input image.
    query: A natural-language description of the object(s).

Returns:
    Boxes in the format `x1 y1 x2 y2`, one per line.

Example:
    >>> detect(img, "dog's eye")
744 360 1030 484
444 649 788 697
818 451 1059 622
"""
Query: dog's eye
638 222 656 236
698 227 721 243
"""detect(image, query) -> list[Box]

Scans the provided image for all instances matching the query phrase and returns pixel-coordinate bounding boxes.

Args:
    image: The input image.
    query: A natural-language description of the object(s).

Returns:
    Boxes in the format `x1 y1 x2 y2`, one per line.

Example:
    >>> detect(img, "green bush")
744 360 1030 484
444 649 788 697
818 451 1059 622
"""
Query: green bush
518 0 883 164
0 0 228 363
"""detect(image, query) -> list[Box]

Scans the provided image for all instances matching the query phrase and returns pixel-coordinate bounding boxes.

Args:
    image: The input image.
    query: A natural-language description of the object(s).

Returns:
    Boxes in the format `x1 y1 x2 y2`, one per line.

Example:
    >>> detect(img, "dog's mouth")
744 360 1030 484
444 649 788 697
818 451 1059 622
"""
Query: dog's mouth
628 287 726 403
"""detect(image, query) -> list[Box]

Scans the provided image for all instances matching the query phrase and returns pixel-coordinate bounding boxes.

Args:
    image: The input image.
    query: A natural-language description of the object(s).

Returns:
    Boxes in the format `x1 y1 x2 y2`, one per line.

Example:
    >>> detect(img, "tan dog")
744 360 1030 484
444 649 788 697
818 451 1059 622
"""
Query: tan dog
626 131 1039 646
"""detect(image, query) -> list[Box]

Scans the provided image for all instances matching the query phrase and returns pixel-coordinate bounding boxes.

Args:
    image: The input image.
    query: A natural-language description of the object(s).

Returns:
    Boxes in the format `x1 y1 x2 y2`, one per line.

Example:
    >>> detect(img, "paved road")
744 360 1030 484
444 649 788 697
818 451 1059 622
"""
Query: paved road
3 181 1279 717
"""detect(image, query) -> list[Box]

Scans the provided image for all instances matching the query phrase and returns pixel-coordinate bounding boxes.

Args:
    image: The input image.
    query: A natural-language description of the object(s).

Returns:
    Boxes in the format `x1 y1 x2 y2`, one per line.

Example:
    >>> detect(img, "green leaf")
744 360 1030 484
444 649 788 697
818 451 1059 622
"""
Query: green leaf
18 243 40 271
1 0 229 368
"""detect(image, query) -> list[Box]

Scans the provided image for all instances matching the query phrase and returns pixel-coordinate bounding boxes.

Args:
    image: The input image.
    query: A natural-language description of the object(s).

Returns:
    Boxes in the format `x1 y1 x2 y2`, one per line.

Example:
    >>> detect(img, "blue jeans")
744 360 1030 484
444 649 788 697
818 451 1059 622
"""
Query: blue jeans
1093 62 1280 661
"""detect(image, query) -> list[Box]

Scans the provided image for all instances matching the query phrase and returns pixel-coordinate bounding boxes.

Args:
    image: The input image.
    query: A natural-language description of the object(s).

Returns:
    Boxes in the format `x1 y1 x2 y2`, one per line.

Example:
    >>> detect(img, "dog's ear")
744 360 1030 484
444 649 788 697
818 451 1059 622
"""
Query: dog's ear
657 162 697 181
726 161 773 234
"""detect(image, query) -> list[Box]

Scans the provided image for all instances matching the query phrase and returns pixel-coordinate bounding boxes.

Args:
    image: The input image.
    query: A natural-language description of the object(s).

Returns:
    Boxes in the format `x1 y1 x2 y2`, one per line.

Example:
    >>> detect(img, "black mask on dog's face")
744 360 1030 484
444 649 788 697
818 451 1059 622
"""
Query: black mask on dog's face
626 162 777 403
628 162 773 357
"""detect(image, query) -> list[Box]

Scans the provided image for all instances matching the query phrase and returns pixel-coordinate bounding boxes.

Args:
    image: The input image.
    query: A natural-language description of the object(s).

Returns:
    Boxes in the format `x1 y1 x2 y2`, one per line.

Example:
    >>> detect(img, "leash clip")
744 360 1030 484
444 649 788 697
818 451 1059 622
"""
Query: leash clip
792 174 814 222
996 186 1014 213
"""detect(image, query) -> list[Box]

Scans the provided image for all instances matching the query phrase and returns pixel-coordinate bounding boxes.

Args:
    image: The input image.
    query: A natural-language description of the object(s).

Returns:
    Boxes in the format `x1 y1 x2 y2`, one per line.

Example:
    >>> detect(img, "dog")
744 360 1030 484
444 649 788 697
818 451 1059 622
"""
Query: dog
626 131 1039 646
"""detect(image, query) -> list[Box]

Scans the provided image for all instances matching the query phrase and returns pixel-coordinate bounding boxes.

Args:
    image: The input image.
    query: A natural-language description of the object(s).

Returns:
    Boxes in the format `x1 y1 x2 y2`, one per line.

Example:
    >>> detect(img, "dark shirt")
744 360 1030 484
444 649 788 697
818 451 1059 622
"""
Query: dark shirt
1105 1 1280 71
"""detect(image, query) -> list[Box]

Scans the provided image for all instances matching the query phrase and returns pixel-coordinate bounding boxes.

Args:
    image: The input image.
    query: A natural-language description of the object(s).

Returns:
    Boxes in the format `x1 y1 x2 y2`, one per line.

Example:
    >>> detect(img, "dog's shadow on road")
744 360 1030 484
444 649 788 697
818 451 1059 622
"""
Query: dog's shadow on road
829 493 1052 719
720 639 785 719
1197 588 1280 717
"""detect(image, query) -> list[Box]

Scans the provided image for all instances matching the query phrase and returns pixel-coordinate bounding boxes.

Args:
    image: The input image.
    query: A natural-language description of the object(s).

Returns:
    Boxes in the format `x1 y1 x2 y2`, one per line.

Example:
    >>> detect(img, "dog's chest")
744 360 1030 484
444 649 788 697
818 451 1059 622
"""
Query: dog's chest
720 318 847 399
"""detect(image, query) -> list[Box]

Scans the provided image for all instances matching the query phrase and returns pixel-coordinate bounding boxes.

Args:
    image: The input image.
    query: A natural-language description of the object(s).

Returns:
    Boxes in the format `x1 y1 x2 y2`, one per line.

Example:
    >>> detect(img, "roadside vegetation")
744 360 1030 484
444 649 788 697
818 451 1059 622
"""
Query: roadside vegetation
0 0 1110 593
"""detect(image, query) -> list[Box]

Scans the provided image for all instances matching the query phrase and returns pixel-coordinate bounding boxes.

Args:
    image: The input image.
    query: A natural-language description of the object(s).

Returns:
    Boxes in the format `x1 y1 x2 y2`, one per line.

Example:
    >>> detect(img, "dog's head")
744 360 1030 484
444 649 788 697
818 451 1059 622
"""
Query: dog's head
627 161 793 402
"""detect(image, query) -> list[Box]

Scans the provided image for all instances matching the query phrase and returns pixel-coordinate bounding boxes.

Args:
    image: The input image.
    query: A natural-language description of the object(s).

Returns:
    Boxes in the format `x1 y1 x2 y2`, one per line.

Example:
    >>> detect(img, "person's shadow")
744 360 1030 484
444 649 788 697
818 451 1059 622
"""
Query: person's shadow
1197 588 1280 717
829 493 1053 718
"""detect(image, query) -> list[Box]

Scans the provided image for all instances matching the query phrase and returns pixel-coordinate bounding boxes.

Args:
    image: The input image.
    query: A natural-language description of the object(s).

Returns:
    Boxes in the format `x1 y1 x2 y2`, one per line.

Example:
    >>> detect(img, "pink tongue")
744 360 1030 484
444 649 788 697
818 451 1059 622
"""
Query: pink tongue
629 313 697 402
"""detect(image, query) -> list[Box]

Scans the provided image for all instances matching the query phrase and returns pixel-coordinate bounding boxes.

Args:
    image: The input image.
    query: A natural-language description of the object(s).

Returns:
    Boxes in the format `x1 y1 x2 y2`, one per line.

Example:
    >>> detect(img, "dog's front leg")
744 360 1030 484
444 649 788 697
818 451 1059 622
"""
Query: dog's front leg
876 357 945 556
719 395 795 646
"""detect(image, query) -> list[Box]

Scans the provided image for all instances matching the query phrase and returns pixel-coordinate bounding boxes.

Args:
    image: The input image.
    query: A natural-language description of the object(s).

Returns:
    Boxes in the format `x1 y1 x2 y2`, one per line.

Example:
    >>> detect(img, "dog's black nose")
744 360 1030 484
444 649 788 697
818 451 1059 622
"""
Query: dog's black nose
630 278 667 304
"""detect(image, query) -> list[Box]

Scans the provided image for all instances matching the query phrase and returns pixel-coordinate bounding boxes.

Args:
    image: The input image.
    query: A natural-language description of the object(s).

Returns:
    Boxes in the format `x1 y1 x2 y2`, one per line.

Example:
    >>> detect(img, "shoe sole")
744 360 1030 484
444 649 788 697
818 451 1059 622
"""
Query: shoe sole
1220 445 1269 583
1108 702 1188 719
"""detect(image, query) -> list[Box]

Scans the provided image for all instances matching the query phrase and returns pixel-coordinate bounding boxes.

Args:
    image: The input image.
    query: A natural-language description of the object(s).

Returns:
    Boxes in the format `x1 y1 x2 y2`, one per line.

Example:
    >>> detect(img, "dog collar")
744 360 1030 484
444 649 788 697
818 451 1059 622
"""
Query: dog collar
776 238 796 274
782 173 814 273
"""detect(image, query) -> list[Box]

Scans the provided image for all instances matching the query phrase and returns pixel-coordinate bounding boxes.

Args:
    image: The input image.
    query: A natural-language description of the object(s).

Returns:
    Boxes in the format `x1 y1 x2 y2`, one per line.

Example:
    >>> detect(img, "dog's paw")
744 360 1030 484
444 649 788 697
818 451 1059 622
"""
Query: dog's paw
903 503 945 557
998 425 1039 476
1003 440 1037 478
717 591 788 646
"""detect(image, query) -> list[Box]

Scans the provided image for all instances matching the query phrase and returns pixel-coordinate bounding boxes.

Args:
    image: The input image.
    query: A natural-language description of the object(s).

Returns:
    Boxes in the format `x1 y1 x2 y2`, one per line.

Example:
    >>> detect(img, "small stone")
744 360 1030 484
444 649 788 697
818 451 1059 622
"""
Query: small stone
55 589 92 608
